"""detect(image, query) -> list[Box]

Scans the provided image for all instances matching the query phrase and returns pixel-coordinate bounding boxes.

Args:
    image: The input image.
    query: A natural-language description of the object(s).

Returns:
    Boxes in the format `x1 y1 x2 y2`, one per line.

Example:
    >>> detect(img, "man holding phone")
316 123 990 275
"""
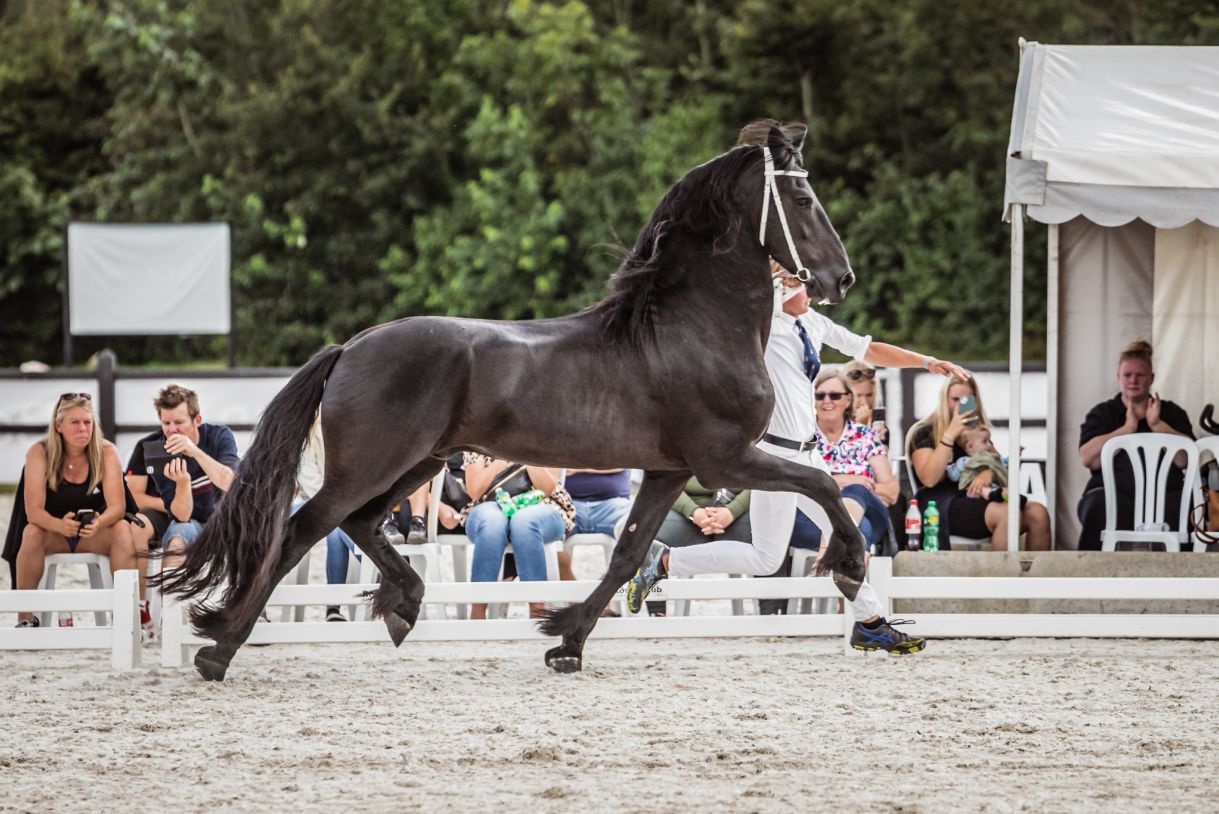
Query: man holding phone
147 385 239 568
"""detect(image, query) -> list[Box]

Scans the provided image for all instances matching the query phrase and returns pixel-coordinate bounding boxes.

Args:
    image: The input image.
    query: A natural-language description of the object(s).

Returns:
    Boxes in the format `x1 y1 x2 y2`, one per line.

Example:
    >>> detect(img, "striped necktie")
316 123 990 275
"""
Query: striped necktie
794 318 820 382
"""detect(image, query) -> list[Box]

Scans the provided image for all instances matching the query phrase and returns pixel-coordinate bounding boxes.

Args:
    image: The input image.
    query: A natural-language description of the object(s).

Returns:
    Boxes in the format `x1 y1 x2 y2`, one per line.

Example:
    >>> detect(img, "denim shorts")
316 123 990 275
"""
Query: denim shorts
163 519 205 549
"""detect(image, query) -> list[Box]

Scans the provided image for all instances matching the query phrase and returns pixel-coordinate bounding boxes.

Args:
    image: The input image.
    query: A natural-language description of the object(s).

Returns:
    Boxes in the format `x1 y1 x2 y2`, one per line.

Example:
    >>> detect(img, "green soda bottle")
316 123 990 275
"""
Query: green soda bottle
922 501 940 551
495 487 517 518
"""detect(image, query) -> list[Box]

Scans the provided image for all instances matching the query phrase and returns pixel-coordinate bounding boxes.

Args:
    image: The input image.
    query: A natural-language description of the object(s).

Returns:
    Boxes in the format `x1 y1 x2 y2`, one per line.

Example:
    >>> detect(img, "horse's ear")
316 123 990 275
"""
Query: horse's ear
782 123 808 155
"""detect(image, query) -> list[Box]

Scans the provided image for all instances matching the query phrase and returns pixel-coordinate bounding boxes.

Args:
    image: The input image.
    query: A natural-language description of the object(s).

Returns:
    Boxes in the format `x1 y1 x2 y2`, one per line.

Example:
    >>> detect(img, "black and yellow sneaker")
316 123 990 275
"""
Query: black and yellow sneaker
624 541 669 614
850 617 926 654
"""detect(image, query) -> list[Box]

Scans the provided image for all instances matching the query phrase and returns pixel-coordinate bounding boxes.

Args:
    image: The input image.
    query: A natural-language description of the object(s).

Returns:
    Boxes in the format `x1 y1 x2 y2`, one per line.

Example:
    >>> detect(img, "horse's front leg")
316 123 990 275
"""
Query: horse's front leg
538 470 689 673
698 446 867 600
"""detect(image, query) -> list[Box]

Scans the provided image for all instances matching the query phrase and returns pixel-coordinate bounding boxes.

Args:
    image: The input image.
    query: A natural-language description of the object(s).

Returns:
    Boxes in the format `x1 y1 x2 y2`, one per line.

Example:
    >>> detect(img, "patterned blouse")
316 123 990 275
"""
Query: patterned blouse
813 422 887 478
461 453 576 534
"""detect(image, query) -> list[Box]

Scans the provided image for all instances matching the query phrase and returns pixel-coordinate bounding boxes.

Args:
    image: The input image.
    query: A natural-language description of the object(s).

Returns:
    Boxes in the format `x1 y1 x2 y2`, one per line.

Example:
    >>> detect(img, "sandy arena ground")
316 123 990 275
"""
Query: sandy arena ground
1 636 1215 813
3 495 1217 812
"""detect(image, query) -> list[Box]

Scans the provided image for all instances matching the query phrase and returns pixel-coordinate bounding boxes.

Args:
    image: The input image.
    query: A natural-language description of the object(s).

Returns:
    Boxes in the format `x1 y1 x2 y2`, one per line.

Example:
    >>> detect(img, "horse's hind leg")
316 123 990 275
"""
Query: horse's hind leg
341 459 445 645
538 470 688 673
194 499 341 681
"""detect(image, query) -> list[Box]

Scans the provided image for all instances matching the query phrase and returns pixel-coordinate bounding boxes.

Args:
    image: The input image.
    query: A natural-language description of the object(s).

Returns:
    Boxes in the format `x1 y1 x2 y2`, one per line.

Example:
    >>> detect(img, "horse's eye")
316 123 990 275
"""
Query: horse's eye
796 197 812 208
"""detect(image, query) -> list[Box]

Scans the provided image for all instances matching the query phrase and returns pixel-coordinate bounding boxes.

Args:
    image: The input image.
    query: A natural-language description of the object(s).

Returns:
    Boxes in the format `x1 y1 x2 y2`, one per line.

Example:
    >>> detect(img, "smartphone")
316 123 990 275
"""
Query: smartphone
74 509 96 527
872 406 886 424
143 439 183 474
958 394 978 426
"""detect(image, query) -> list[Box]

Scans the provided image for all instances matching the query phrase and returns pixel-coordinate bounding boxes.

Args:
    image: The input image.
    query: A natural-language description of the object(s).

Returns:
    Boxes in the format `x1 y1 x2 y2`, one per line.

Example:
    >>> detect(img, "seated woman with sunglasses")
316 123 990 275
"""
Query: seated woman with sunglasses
2 393 141 628
810 370 899 554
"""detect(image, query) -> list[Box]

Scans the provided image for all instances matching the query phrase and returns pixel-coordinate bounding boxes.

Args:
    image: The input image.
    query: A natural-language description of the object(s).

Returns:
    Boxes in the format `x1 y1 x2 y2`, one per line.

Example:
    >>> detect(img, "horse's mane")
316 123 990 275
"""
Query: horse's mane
593 122 801 344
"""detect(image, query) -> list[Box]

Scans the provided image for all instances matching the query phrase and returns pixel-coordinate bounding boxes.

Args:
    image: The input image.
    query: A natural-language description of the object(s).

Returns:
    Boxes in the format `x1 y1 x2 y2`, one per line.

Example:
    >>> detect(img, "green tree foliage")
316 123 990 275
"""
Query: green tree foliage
1 0 1217 365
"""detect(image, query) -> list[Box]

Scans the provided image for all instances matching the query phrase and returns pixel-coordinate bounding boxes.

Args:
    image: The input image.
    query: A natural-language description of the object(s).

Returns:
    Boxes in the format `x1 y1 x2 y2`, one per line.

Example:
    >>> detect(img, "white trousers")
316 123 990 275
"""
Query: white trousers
666 442 885 622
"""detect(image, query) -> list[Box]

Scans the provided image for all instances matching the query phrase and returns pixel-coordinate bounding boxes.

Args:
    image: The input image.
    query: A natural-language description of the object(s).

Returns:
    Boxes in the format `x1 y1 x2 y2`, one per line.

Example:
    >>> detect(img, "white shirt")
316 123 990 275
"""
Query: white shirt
765 307 871 444
296 419 326 500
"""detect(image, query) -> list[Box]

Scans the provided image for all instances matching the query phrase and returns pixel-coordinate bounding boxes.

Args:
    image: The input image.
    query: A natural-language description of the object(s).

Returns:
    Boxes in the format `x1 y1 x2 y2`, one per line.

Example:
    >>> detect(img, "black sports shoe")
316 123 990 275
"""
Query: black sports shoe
850 618 926 655
406 516 426 545
325 606 347 622
381 519 404 545
625 541 669 614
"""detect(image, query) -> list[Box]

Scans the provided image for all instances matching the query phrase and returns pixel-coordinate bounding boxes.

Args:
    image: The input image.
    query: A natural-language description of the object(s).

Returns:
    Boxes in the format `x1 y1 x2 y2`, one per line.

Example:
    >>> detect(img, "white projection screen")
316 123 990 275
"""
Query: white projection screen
66 222 231 335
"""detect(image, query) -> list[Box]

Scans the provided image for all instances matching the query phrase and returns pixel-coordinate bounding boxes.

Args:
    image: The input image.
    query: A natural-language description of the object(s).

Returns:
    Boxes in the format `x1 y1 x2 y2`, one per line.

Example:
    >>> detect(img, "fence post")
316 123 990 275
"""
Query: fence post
111 569 140 672
96 349 117 442
160 593 186 668
871 556 893 619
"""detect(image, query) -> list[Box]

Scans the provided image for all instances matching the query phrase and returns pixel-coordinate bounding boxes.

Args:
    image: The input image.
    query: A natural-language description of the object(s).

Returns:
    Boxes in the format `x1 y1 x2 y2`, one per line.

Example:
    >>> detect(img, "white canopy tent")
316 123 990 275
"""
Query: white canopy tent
1004 42 1219 548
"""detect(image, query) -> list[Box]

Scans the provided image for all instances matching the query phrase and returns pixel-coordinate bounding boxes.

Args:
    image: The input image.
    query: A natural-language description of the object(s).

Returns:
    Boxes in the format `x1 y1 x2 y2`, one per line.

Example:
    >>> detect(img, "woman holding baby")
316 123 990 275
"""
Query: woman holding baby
906 377 1051 551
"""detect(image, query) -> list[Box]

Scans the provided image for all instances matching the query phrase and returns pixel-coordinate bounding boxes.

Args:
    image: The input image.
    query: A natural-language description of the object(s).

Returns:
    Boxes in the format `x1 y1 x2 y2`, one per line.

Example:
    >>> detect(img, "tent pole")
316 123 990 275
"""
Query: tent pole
1008 204 1024 552
1046 223 1059 546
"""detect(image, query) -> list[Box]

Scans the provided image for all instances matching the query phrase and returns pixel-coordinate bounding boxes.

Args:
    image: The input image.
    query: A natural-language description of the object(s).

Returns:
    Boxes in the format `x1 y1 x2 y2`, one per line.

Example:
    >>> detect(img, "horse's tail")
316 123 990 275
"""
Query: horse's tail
156 344 344 635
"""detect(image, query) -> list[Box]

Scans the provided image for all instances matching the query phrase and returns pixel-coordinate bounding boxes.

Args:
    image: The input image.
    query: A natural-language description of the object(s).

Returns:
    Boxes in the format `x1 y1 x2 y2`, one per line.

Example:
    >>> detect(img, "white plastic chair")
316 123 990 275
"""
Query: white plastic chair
356 538 444 620
786 547 835 615
286 539 361 622
1191 436 1219 551
38 553 112 627
1100 433 1200 552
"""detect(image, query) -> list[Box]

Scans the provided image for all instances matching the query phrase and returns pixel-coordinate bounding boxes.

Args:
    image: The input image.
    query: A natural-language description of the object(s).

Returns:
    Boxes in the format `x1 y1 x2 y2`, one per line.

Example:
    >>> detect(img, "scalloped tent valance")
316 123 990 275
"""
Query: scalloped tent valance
1004 43 1219 227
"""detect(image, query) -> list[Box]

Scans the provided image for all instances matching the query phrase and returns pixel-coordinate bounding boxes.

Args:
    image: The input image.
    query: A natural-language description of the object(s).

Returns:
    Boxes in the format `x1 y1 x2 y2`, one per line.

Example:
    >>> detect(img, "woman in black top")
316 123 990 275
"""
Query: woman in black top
907 377 1051 550
11 394 138 627
1076 338 1194 550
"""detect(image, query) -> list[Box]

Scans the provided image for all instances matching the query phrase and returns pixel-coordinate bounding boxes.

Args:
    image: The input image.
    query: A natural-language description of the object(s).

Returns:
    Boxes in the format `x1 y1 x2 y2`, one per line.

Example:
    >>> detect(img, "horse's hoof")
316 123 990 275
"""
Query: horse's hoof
832 570 863 602
545 646 582 674
384 612 412 647
194 646 228 682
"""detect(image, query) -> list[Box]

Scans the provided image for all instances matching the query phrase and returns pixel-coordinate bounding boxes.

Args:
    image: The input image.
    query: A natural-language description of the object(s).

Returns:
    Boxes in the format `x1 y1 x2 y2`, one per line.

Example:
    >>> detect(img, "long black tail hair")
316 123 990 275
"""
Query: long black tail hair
155 344 344 632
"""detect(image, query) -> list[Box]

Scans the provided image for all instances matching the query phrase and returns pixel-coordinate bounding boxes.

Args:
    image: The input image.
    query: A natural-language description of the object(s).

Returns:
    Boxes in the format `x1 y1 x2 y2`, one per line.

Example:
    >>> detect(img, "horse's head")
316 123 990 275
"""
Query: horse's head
739 120 855 305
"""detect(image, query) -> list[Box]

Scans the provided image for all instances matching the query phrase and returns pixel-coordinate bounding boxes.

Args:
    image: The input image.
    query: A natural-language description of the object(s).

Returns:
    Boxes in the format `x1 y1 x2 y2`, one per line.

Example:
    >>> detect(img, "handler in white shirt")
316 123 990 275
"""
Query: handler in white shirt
627 260 969 653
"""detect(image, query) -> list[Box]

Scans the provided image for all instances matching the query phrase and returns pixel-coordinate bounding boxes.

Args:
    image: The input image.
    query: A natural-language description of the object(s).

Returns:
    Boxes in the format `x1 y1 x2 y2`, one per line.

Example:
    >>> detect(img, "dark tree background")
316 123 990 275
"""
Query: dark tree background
2 0 1216 366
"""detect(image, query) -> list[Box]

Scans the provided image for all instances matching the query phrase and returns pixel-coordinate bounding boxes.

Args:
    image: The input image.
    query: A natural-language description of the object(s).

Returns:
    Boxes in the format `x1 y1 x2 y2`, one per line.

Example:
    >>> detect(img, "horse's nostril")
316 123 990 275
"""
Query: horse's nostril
839 270 856 294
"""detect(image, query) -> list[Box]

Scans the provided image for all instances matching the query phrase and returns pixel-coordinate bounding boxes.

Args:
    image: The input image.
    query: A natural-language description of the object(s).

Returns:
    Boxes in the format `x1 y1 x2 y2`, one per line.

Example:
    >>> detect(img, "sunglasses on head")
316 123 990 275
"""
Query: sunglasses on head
814 391 849 401
59 392 92 402
845 368 876 381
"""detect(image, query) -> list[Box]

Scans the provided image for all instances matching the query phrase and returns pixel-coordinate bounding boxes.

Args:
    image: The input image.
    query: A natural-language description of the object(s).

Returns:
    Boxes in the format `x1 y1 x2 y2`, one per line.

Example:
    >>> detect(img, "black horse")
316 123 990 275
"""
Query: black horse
159 119 866 680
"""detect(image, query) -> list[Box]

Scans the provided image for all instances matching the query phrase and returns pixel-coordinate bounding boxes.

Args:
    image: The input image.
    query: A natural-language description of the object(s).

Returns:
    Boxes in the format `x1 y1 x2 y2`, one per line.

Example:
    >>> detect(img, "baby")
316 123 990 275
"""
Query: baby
947 426 1008 497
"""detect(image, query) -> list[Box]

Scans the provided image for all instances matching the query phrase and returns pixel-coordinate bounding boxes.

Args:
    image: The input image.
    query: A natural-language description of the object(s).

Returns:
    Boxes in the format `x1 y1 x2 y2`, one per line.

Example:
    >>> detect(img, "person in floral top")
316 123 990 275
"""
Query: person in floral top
811 369 899 553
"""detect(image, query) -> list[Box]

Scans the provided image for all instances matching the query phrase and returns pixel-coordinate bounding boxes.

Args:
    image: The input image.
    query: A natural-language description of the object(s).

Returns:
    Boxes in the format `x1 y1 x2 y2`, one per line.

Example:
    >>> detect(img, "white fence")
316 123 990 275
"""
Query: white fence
7 563 1216 671
0 569 140 671
159 560 1219 667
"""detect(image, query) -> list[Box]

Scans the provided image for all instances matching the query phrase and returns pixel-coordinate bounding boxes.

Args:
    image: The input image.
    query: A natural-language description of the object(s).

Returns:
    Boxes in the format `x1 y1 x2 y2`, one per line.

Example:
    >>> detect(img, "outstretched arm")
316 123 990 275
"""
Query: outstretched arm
864 342 969 379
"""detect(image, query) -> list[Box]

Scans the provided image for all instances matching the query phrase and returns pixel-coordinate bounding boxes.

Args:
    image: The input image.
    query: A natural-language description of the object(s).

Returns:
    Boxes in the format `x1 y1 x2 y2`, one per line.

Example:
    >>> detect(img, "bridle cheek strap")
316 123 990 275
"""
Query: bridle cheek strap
759 145 811 282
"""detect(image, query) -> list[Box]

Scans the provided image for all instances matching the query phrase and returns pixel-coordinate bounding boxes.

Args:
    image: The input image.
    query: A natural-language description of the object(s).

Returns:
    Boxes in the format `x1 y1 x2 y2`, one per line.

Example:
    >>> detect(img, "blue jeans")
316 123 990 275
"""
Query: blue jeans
467 501 564 582
570 497 631 537
788 484 892 551
164 519 204 549
291 501 358 584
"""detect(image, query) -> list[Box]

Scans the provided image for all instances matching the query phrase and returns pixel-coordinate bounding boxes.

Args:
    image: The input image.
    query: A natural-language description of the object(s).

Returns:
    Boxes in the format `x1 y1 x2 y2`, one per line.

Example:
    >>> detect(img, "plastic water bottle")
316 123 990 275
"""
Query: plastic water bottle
494 488 516 518
904 500 922 551
922 501 940 551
